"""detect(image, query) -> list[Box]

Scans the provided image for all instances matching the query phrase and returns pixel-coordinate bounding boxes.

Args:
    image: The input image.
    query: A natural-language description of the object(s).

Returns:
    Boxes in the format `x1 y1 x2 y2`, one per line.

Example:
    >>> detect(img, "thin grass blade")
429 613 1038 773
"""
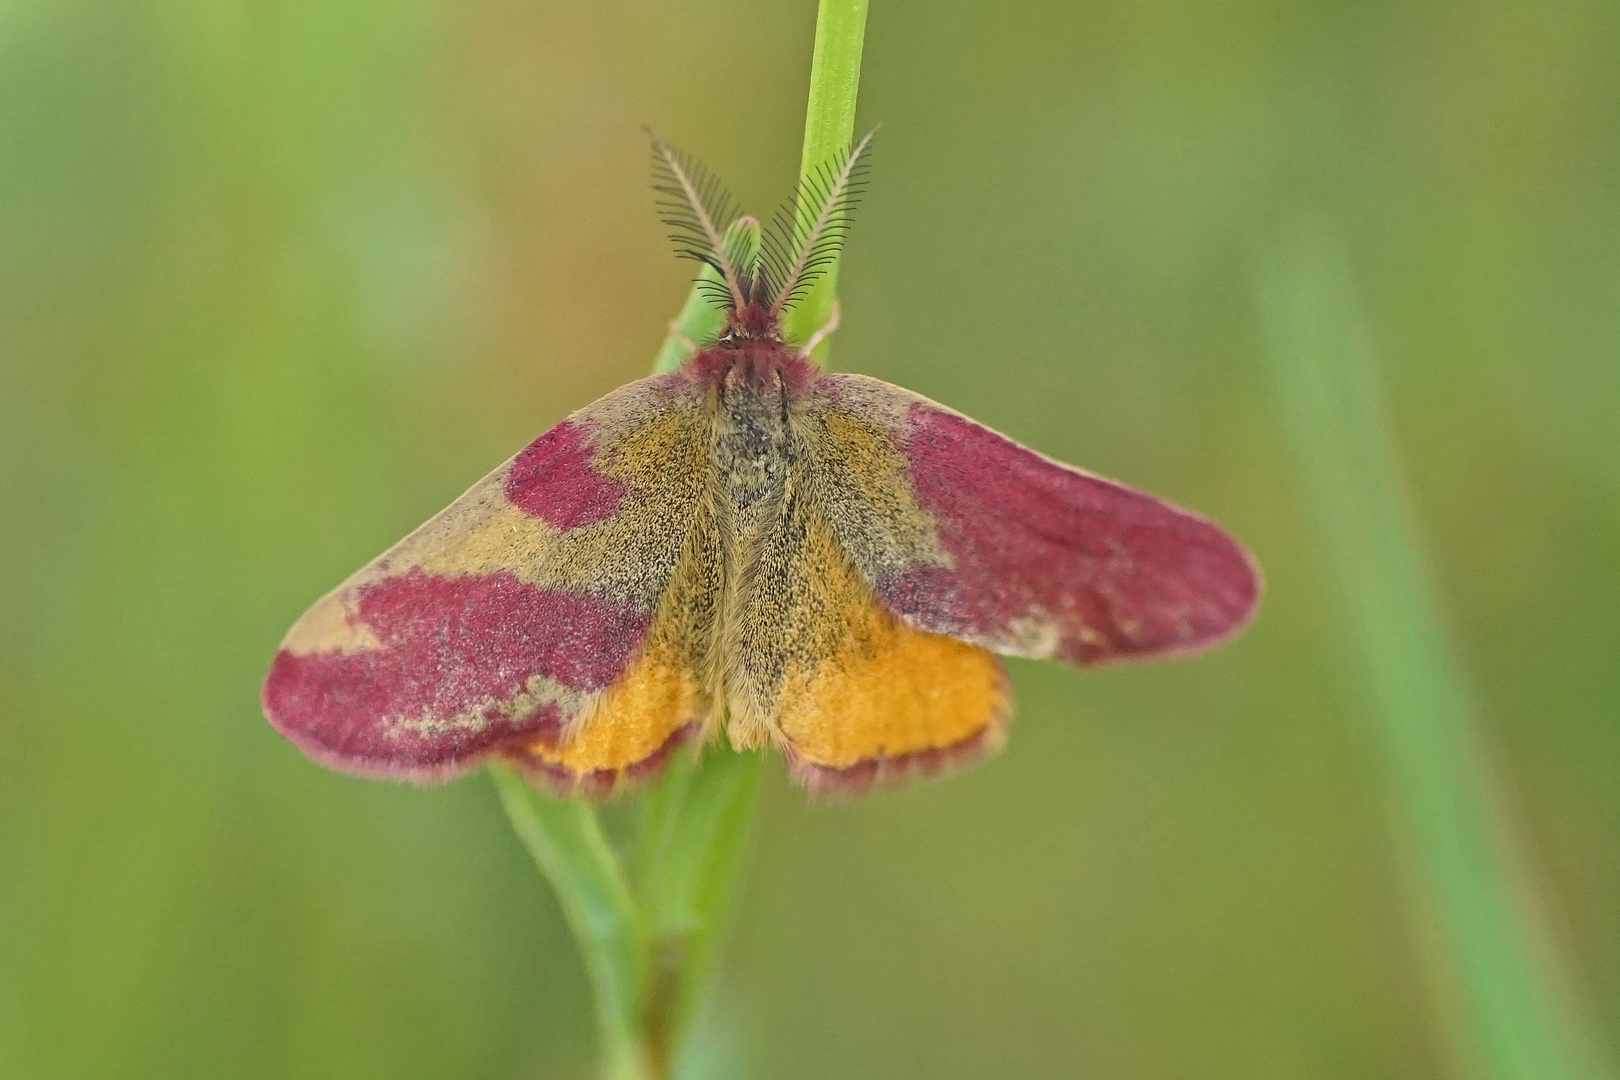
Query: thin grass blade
1259 227 1613 1080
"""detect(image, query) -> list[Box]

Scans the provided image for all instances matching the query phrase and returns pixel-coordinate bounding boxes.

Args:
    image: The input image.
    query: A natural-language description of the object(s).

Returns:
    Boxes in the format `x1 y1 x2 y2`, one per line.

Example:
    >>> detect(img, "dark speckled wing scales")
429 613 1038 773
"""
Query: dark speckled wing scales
262 372 711 787
813 374 1261 666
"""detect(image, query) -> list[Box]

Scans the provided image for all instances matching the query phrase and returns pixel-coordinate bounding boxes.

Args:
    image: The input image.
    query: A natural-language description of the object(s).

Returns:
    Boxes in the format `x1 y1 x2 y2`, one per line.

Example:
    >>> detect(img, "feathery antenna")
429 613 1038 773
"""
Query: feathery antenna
762 128 876 318
649 134 747 311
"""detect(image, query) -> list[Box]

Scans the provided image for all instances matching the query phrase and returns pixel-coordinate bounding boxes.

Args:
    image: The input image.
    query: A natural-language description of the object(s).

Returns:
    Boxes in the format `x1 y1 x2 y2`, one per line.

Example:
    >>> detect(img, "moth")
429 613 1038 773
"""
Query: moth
262 133 1260 796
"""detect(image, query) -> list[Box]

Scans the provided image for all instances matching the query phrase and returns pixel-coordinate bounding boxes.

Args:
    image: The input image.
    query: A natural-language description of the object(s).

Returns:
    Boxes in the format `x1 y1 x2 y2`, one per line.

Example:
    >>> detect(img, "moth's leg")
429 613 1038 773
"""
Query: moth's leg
797 299 841 357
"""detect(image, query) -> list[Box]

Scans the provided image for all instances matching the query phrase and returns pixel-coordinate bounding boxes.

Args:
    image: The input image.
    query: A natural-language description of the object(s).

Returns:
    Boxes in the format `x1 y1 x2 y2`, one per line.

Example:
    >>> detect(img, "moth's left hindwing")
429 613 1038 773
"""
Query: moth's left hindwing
262 373 711 792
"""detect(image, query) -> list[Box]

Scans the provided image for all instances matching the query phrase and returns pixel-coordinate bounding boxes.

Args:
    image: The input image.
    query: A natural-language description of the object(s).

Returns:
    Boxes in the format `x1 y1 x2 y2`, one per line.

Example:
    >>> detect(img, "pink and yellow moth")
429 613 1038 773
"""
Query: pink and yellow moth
262 133 1261 797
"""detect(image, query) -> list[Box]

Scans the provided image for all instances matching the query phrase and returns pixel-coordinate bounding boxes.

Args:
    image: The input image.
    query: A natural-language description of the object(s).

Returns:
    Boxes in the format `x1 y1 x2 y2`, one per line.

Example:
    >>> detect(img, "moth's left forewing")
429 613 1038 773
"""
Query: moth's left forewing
263 373 712 789
810 374 1261 666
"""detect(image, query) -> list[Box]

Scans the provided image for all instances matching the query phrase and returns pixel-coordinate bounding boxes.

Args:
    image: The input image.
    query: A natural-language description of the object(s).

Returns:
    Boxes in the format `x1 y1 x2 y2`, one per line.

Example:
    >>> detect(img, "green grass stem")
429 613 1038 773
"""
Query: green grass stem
783 0 869 363
1259 229 1612 1080
492 766 648 1080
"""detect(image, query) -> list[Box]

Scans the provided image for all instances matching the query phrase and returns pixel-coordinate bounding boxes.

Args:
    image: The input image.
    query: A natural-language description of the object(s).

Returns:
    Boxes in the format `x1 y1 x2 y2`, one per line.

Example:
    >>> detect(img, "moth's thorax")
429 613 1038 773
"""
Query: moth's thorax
683 341 815 515
685 335 816 392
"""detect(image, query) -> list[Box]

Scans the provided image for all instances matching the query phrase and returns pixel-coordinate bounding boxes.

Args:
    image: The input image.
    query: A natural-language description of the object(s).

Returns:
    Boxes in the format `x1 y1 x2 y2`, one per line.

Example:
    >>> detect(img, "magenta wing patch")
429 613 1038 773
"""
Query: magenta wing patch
821 375 1260 665
264 570 649 778
504 419 627 530
262 374 709 782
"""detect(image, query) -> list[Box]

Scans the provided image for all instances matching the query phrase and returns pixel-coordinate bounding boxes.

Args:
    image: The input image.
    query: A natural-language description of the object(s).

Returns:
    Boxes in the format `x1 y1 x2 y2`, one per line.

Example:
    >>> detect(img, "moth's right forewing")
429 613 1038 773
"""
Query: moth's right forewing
262 372 712 784
812 374 1260 666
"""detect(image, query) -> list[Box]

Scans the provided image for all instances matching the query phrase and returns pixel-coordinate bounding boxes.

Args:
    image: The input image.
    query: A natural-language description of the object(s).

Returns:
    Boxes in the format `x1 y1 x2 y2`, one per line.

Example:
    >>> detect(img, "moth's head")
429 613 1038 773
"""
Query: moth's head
719 300 778 344
649 130 875 347
715 245 780 343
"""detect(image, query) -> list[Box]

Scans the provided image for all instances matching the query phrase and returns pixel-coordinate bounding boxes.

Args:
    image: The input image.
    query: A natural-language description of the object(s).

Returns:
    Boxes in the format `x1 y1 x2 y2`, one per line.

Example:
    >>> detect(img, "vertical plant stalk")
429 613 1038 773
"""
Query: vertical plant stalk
636 747 764 1074
1259 229 1613 1080
783 0 869 361
493 767 647 1080
501 3 870 1078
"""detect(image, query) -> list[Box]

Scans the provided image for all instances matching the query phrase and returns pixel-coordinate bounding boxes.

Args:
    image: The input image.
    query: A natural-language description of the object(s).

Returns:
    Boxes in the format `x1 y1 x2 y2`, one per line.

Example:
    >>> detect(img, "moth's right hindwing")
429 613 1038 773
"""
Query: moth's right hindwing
722 410 1010 796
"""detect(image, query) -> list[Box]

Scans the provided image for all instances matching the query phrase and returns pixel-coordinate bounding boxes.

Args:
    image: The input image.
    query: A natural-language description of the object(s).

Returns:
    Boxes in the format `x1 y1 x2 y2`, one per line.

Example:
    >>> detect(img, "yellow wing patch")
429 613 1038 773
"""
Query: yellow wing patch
727 497 1009 795
509 637 699 796
502 505 722 797
776 599 1009 793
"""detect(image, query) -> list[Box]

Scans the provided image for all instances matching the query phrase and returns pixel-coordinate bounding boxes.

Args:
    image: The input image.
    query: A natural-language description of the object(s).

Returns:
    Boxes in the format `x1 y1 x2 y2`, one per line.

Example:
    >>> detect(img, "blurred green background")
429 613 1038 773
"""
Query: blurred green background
3 1 1617 1077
